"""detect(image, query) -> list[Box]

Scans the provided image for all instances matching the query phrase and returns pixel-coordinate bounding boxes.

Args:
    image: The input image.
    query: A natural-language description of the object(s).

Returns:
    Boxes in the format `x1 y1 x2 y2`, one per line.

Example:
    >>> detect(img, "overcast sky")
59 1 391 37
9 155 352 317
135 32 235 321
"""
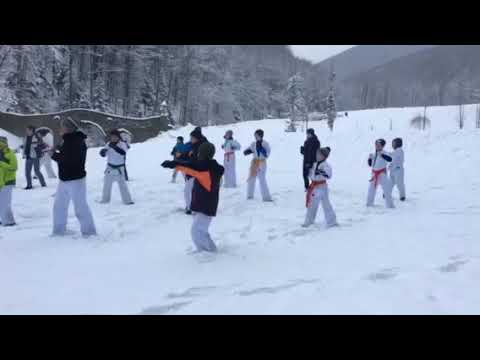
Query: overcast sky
290 45 356 63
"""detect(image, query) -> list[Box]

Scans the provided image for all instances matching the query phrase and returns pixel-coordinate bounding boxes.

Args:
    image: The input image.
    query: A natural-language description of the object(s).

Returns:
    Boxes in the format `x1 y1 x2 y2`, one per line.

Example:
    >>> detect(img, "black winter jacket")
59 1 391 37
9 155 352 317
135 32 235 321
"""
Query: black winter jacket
164 158 224 216
301 135 320 165
51 131 88 181
185 136 208 180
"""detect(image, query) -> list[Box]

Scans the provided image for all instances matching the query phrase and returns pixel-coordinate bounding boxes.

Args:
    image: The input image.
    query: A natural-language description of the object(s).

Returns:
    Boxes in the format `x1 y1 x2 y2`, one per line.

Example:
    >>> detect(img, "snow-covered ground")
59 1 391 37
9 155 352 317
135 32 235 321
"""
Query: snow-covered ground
2 104 480 315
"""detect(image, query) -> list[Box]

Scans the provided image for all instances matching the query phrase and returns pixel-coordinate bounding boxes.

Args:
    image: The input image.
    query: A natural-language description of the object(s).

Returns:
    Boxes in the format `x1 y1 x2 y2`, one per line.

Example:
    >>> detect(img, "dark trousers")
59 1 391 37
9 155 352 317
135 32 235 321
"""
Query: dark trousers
26 158 46 188
303 163 312 190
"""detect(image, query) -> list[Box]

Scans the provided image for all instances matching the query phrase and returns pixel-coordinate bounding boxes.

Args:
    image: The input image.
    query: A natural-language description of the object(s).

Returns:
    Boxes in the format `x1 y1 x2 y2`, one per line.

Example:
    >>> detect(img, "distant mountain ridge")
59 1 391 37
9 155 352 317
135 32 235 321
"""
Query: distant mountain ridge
339 45 480 110
315 45 437 80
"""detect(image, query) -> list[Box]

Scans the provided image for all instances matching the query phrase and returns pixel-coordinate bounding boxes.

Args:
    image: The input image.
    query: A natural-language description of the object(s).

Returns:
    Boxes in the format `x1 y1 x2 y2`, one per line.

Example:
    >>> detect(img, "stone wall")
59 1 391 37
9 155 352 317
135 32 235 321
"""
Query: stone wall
0 109 172 145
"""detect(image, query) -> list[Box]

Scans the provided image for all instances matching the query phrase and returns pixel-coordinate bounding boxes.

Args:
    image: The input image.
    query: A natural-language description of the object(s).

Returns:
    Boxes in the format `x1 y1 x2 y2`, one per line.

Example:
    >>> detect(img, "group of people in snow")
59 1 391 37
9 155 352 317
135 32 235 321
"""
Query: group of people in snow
1 116 134 236
161 126 274 253
162 126 406 254
1 115 407 258
366 137 406 209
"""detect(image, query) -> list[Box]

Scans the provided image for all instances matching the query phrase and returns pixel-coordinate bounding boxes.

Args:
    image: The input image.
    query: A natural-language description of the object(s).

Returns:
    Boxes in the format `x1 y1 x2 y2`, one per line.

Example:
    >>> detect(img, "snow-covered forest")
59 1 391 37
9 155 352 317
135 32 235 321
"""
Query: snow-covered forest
0 45 326 125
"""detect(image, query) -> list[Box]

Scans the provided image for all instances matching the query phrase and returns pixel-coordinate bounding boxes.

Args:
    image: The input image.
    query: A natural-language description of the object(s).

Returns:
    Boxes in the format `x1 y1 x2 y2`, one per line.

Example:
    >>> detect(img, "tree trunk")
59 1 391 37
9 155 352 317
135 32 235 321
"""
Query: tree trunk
68 45 74 108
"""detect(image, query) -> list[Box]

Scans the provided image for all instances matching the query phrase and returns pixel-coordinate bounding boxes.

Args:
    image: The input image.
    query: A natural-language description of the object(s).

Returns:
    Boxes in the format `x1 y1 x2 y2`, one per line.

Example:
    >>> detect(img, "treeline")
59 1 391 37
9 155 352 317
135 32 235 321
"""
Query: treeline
0 45 322 125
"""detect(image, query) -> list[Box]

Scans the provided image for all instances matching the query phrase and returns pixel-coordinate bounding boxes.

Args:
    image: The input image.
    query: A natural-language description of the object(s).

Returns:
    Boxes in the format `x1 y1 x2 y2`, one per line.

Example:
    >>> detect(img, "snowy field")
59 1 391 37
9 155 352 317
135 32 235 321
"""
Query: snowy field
1 105 480 315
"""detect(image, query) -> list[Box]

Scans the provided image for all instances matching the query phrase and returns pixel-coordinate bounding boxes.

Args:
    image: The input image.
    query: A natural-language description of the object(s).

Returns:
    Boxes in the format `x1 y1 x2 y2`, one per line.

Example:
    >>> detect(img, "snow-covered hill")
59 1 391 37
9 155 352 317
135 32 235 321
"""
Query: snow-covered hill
2 105 480 314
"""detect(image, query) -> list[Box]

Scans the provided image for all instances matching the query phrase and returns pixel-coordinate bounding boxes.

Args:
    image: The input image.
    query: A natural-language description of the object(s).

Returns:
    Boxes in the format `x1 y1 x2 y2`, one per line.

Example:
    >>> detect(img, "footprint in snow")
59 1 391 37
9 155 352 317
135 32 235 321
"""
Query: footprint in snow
367 268 399 282
140 301 192 315
166 286 217 300
438 259 469 273
236 278 322 297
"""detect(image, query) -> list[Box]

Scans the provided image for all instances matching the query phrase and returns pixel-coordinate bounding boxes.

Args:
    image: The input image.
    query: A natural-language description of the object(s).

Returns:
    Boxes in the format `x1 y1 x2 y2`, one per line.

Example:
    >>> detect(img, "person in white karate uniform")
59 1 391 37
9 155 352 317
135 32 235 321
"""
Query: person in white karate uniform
244 129 272 202
366 138 395 208
389 137 406 201
38 129 57 179
221 130 241 188
99 129 134 205
303 147 337 228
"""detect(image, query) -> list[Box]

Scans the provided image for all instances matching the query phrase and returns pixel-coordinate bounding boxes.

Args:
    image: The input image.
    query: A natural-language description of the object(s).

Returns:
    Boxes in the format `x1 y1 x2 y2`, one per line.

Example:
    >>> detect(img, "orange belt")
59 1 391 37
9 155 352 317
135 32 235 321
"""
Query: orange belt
249 159 265 179
370 168 386 187
225 151 234 161
306 180 326 208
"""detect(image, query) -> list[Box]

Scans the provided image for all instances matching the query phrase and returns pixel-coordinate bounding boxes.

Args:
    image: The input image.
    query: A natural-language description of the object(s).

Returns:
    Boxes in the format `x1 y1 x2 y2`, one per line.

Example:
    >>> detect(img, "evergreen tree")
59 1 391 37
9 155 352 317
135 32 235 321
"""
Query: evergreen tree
326 67 337 131
286 74 308 132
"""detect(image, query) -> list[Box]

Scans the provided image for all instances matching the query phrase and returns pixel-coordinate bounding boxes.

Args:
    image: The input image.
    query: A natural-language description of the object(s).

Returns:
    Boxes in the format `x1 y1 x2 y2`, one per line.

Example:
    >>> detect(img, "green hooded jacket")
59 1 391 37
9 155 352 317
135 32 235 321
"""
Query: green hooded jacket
0 148 18 187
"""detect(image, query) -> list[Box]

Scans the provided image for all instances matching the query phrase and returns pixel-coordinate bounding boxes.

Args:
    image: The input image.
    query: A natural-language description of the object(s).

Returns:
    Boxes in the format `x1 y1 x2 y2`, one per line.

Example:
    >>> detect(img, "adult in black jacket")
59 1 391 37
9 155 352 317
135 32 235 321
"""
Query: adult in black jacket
300 129 321 190
51 117 97 237
162 142 224 253
22 125 47 189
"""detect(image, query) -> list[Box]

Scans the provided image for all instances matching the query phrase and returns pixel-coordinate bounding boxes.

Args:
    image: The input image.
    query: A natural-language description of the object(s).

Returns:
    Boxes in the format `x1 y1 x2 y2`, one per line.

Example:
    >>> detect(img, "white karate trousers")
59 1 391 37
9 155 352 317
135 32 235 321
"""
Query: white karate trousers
53 177 97 236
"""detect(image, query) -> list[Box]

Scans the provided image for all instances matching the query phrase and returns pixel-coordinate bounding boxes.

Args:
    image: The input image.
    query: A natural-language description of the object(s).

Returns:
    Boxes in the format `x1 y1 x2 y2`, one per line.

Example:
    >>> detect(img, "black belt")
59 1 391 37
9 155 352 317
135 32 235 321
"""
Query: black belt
108 163 125 169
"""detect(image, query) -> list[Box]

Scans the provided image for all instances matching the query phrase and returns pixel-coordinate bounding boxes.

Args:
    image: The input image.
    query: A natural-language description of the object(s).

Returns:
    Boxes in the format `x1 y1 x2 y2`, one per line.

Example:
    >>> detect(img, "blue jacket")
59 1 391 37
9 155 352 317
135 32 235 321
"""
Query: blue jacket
172 142 192 160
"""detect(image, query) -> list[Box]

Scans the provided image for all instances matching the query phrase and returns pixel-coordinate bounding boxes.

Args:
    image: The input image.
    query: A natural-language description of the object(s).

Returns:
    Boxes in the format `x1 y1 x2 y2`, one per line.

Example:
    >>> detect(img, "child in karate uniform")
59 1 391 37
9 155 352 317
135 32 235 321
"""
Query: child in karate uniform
244 129 272 202
389 137 406 201
303 147 337 228
99 129 134 205
366 139 395 208
221 130 241 188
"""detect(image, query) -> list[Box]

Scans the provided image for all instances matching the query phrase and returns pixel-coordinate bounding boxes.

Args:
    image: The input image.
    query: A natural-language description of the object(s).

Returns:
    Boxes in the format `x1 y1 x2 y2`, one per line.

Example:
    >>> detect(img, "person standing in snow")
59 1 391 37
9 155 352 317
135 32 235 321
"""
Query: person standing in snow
38 128 57 179
389 137 406 201
183 127 208 214
170 136 185 183
0 136 18 226
22 125 47 190
303 147 337 228
118 128 132 181
244 129 272 202
366 139 395 208
221 130 241 188
51 117 97 237
99 129 134 205
300 128 320 191
162 142 224 253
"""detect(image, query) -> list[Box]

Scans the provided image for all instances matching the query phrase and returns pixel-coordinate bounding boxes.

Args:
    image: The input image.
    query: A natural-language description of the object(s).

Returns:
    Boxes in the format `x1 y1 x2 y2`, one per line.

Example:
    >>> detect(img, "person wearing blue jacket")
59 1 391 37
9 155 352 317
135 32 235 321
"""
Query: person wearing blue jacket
170 136 185 183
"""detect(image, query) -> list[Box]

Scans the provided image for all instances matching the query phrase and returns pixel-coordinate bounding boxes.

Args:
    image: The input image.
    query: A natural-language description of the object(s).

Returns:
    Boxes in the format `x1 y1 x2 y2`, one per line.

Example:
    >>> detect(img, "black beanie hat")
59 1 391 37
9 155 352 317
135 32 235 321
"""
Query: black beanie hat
190 128 203 140
177 136 184 142
255 129 264 138
376 138 386 147
393 138 403 148
319 147 331 158
307 128 315 136
109 129 121 137
198 142 215 160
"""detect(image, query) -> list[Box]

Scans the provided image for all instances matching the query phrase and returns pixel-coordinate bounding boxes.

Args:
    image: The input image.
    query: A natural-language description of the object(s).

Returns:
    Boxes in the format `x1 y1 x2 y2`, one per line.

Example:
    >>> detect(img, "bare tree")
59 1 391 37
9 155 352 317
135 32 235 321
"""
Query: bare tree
476 104 480 129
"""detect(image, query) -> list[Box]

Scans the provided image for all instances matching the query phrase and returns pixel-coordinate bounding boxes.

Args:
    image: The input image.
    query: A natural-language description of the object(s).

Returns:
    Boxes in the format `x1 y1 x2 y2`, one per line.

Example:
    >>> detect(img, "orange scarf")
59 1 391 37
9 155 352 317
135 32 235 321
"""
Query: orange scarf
370 168 386 187
306 180 326 208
